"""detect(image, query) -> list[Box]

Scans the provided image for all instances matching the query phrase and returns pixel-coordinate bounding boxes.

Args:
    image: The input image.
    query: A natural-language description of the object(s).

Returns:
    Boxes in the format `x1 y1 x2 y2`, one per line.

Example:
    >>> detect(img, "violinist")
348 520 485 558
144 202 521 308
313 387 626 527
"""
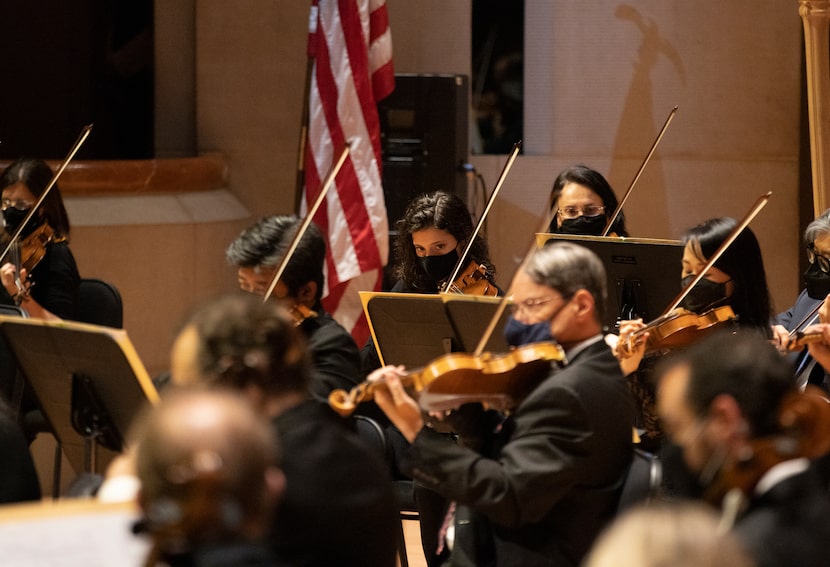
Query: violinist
361 190 501 374
656 330 830 567
392 190 498 294
359 190 501 565
371 242 634 566
615 217 773 447
0 158 80 321
225 215 362 406
548 164 629 237
771 209 830 390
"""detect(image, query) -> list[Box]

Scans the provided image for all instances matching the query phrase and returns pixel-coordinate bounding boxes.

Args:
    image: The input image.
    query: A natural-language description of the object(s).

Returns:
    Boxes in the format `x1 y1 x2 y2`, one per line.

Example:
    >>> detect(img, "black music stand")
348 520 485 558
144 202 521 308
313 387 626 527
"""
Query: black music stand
0 315 159 477
360 292 510 367
536 233 684 330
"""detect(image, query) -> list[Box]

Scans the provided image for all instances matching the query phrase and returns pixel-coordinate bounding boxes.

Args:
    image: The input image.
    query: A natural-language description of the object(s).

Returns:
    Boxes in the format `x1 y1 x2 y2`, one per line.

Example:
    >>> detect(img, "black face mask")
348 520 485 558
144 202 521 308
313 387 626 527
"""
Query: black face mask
804 262 830 300
557 214 607 236
678 275 729 313
2 207 41 239
503 317 554 348
418 249 459 289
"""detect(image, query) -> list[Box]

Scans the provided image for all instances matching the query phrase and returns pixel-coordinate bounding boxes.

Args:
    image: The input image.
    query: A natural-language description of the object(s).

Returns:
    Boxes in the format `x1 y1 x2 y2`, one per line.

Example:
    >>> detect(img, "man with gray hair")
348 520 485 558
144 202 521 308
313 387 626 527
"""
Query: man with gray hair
370 242 635 566
772 209 830 390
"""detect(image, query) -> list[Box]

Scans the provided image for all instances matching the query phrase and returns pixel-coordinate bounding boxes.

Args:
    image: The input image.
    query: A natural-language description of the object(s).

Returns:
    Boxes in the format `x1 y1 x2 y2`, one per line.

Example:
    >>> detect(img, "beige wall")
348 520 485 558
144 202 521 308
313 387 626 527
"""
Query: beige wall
65 1 807 378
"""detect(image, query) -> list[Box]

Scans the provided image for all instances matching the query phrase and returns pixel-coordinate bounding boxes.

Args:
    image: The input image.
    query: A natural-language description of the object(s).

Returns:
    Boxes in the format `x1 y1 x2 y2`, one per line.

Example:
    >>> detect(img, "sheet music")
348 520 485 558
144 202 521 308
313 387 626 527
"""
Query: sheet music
0 500 149 566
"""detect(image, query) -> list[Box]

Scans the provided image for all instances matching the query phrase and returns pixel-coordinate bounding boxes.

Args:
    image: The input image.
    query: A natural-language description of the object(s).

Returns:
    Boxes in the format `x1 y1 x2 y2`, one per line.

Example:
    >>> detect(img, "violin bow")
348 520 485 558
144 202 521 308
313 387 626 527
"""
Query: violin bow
602 106 678 237
442 141 522 294
663 191 772 315
787 300 824 340
0 124 93 266
262 142 350 302
472 192 558 356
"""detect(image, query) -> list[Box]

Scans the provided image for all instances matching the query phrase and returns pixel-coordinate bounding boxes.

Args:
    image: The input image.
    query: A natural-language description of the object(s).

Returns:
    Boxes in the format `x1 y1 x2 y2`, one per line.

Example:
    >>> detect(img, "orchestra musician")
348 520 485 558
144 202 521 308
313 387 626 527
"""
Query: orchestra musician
360 190 502 566
226 215 362 405
168 293 398 567
361 190 500 373
771 209 830 390
0 158 80 321
656 330 830 567
370 242 634 566
132 388 286 567
615 217 773 448
547 164 629 237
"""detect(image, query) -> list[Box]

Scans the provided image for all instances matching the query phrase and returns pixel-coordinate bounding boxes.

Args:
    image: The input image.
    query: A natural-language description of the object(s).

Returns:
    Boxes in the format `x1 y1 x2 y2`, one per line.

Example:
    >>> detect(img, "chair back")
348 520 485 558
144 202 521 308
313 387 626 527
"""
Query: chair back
352 414 391 464
76 278 123 328
616 448 662 513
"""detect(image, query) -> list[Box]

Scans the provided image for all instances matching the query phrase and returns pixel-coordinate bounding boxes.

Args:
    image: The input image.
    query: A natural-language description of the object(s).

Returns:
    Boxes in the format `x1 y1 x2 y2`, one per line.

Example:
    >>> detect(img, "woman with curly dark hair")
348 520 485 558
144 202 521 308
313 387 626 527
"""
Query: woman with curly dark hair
391 190 498 293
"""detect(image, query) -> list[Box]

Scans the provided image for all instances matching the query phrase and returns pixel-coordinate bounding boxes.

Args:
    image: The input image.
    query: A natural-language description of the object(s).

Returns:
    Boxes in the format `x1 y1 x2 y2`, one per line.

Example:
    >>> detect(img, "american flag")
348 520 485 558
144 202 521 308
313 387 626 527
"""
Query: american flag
304 0 394 346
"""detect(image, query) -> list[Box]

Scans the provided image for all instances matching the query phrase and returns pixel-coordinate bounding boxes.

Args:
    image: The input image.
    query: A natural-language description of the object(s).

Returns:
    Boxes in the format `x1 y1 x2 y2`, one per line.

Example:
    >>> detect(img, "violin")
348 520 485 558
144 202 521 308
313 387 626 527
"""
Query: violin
289 303 318 327
443 260 498 297
328 341 566 416
783 328 826 352
704 385 830 508
622 305 737 355
16 222 56 273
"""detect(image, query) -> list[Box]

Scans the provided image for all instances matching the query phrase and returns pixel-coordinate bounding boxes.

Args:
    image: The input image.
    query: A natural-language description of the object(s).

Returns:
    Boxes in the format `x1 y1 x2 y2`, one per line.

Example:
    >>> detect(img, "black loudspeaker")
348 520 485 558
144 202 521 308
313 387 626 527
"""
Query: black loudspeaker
378 74 469 286
379 74 469 226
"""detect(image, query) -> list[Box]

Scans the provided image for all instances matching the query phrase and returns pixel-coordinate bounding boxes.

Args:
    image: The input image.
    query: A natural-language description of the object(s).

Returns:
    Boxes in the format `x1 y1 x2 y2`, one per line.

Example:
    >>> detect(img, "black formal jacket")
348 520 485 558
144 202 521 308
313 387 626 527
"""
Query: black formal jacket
268 400 398 567
775 290 827 387
298 311 362 404
734 464 830 567
402 338 635 567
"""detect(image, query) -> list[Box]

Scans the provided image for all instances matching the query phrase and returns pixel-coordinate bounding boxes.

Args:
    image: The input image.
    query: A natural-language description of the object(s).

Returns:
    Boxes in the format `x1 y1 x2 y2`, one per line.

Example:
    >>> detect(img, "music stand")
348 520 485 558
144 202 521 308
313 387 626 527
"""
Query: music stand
536 233 684 330
360 292 510 367
0 315 159 476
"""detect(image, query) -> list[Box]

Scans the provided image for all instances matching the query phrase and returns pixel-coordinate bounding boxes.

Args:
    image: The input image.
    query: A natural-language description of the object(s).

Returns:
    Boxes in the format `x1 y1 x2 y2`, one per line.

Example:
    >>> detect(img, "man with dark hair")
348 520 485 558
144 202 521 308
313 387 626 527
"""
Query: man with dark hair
171 293 398 567
657 330 830 567
133 388 285 566
226 216 361 404
372 242 635 566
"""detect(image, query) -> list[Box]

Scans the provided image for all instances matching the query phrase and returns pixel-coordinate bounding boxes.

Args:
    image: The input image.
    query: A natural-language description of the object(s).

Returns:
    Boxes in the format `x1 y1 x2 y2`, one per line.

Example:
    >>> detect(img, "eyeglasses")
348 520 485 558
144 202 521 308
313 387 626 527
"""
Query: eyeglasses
807 244 830 273
508 296 559 317
0 199 34 211
557 205 605 220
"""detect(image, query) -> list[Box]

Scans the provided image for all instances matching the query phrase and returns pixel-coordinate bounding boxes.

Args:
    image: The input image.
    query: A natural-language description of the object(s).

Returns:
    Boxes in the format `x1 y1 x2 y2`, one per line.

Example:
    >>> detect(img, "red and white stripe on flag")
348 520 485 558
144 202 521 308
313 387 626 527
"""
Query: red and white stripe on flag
305 0 394 346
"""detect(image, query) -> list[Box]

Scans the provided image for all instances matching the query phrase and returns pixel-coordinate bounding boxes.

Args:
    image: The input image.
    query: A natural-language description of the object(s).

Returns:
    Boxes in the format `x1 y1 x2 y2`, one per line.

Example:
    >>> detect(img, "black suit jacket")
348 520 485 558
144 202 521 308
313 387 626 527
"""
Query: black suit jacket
775 290 826 386
734 464 830 567
403 339 634 566
269 400 398 567
299 311 362 403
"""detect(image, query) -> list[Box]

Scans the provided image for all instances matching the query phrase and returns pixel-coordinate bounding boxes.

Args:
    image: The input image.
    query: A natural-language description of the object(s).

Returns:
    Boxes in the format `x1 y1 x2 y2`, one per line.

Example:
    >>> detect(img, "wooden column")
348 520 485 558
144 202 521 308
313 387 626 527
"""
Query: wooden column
799 1 830 216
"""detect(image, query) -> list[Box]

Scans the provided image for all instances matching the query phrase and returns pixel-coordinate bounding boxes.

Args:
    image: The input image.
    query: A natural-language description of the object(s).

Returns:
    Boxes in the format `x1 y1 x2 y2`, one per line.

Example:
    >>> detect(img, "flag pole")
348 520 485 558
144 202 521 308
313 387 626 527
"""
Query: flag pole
294 59 314 214
295 6 318 214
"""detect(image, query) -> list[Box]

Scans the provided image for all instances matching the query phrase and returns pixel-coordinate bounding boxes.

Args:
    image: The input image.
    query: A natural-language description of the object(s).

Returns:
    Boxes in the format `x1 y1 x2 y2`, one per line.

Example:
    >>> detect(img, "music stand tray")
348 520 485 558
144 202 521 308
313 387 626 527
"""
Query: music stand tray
0 315 159 475
360 292 510 368
536 233 684 330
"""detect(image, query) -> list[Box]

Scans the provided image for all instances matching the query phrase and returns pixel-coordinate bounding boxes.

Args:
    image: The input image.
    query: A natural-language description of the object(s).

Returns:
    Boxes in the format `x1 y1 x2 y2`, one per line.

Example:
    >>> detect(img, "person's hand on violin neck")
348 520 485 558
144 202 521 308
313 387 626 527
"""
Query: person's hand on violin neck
370 365 424 443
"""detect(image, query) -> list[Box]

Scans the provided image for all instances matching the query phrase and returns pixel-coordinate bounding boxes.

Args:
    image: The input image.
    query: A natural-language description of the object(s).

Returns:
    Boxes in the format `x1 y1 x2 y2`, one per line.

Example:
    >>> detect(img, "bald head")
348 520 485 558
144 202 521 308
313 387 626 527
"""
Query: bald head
134 388 283 546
